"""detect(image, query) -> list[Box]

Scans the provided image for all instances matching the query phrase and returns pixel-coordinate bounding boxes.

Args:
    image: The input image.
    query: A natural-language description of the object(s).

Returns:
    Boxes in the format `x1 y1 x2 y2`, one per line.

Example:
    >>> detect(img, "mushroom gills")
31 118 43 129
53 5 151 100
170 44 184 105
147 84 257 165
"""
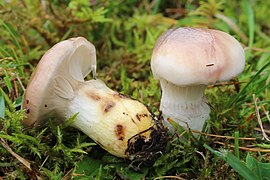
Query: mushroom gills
54 76 75 99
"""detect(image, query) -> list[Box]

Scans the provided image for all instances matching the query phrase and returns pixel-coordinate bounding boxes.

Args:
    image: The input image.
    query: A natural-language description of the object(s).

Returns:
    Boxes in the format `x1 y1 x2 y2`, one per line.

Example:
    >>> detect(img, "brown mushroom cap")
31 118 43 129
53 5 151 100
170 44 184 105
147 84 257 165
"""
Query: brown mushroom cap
22 37 96 127
151 27 245 85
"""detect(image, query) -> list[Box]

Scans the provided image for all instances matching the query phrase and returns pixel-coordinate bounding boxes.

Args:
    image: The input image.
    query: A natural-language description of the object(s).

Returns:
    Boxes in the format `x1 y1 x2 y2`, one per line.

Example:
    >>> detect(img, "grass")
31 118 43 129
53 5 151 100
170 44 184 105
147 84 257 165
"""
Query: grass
0 0 270 179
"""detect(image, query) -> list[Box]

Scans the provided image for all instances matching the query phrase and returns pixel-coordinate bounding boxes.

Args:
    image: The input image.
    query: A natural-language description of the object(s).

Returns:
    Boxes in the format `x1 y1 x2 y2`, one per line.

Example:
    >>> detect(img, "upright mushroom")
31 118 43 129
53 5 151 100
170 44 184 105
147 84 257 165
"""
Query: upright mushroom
151 27 245 132
22 37 166 160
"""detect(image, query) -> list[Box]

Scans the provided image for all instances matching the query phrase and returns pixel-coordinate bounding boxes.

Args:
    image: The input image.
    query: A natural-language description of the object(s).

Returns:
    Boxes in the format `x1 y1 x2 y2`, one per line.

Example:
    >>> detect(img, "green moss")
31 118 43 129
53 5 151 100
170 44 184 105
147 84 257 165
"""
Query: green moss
0 0 269 179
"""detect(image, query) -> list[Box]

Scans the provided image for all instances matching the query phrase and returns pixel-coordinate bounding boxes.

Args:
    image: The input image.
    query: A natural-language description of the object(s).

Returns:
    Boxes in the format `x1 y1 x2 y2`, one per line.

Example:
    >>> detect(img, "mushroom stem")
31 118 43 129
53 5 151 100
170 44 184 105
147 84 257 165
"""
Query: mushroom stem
159 80 210 131
65 79 160 158
22 37 168 162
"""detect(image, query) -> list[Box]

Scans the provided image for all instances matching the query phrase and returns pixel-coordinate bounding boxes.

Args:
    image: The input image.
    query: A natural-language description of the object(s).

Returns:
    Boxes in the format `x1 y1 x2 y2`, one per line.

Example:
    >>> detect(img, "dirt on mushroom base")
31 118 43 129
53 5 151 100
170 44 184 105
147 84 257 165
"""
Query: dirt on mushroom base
126 118 169 171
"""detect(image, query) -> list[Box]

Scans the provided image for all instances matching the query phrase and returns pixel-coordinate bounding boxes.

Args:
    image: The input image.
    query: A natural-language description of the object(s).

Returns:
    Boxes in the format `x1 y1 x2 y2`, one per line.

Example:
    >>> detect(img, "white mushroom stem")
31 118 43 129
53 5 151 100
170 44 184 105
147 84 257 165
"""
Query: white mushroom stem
151 28 246 133
159 80 210 131
62 79 155 158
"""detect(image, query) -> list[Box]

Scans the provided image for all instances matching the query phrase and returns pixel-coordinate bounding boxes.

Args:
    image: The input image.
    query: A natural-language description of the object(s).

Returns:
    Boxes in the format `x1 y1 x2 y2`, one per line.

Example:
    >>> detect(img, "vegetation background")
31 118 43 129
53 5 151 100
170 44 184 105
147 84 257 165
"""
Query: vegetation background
0 0 269 179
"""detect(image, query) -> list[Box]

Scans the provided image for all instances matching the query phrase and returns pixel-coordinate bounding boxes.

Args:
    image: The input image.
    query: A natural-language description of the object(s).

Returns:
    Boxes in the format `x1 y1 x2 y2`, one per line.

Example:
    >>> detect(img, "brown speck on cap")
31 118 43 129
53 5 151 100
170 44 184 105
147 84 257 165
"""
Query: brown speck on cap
206 63 214 67
151 27 245 85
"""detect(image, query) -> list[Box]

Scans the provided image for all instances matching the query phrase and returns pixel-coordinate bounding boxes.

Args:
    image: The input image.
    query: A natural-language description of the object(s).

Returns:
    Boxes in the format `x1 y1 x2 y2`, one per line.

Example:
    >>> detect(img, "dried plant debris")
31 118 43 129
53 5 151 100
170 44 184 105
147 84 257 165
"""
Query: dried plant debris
126 120 169 171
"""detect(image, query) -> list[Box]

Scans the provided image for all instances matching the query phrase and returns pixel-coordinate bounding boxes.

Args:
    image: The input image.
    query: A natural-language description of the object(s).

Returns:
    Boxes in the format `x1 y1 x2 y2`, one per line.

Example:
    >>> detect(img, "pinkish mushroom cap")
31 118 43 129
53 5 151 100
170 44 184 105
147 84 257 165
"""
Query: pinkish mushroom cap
151 27 245 86
22 37 96 127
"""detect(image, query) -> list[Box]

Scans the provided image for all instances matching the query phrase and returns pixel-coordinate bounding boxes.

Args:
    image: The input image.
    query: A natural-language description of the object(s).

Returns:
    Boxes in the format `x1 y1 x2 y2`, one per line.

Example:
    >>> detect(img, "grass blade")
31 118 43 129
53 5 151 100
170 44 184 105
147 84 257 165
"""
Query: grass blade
3 70 12 92
0 94 4 118
0 20 22 52
242 0 254 59
152 0 161 13
234 131 240 159
0 88 14 112
226 60 270 108
204 144 260 180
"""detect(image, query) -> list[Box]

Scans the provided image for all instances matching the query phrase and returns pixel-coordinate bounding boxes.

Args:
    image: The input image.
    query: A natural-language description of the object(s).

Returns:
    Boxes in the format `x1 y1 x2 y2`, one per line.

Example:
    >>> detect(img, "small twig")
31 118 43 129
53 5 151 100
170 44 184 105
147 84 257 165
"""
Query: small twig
254 127 270 135
29 20 57 46
192 130 256 141
48 1 64 22
195 150 206 160
256 97 270 123
245 47 270 53
39 155 49 171
215 13 248 42
207 81 245 88
178 130 187 138
62 168 74 180
214 141 270 153
16 74 26 92
253 94 270 142
13 80 19 98
266 76 269 102
0 138 31 170
266 111 270 123
0 57 14 62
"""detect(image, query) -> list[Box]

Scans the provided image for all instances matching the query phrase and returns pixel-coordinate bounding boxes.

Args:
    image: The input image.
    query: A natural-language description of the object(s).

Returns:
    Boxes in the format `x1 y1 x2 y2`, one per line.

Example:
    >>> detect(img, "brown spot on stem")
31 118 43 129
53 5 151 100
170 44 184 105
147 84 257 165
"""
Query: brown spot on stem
115 124 125 141
104 101 115 113
85 91 101 101
26 99 29 104
136 113 149 121
114 93 128 99
136 114 141 121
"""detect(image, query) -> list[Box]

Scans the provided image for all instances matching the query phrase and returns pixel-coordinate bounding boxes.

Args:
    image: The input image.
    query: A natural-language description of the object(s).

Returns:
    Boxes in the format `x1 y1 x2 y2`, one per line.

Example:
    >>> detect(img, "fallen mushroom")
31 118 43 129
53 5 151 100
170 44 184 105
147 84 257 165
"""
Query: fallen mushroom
151 27 245 132
22 37 167 160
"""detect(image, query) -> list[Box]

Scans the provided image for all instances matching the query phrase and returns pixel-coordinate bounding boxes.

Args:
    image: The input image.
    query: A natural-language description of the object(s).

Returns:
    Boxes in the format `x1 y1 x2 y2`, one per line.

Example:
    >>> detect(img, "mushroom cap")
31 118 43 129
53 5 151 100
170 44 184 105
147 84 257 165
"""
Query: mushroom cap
151 27 245 85
22 37 96 127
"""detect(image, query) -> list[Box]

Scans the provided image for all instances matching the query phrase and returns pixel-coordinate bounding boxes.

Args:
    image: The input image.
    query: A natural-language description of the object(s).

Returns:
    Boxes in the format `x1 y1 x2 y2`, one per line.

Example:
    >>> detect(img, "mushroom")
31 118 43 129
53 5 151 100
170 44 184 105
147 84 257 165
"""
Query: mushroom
151 27 245 132
22 37 166 160
22 37 97 127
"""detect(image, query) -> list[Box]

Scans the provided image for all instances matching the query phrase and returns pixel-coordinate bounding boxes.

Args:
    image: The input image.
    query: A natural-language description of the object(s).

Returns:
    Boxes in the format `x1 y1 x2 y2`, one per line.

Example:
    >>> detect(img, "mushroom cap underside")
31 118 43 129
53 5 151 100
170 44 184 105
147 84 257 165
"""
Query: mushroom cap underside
22 37 96 127
151 27 245 85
